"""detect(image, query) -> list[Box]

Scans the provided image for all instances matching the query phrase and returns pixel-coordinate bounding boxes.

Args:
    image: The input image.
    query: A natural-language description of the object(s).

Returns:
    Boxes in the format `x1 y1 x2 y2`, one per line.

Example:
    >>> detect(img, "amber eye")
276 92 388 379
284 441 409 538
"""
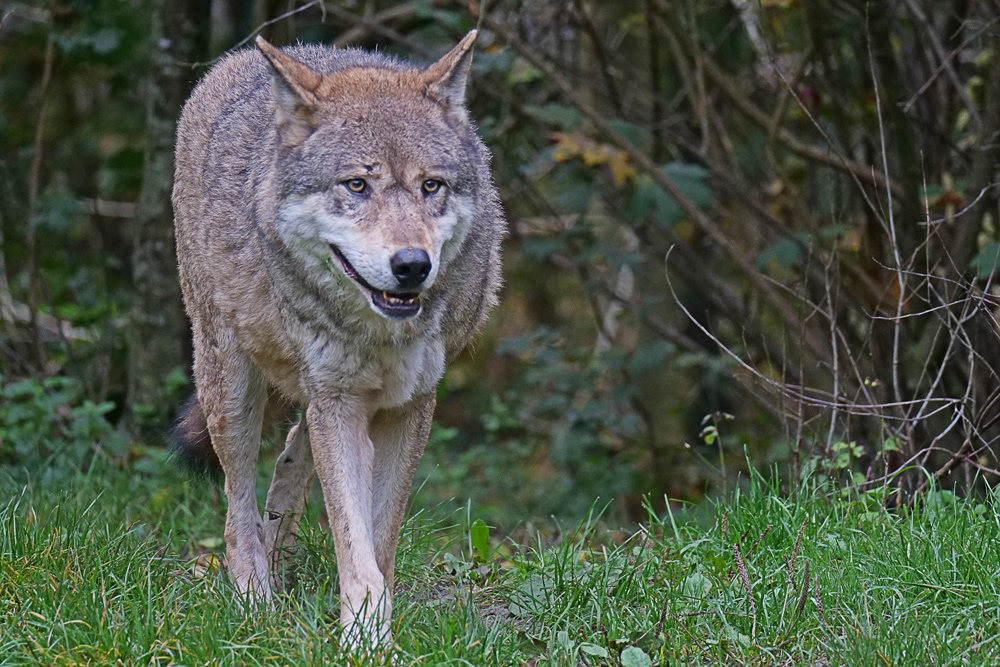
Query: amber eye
422 179 442 195
345 178 367 193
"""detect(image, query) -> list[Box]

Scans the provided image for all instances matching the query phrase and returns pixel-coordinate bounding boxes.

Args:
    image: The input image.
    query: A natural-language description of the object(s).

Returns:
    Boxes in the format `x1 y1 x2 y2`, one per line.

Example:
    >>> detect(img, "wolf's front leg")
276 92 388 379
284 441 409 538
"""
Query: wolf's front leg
369 395 436 593
305 396 390 646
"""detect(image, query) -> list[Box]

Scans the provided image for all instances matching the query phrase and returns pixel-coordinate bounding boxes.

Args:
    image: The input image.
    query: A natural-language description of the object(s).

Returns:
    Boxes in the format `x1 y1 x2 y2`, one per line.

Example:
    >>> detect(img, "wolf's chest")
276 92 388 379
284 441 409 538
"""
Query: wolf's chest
369 337 446 409
297 329 446 408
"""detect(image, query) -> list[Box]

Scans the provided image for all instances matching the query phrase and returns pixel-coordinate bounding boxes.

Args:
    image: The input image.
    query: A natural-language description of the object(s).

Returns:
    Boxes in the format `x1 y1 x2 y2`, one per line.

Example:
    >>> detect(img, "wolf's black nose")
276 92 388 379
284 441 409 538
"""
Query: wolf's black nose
390 248 432 289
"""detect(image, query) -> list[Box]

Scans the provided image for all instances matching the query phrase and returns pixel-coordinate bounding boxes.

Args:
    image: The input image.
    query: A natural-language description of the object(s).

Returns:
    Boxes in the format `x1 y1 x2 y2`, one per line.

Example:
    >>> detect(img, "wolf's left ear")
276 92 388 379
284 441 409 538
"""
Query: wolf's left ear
256 36 323 145
423 30 477 122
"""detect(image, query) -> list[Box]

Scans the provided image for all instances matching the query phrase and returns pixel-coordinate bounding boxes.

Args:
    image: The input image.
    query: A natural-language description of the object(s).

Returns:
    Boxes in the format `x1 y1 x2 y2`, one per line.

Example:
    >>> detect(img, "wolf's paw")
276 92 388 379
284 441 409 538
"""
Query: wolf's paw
232 573 273 613
339 610 393 656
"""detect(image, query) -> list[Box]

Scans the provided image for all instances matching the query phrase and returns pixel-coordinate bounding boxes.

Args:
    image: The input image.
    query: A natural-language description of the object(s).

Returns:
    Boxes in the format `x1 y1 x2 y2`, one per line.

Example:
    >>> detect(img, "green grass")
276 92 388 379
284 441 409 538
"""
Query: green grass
2 455 1000 666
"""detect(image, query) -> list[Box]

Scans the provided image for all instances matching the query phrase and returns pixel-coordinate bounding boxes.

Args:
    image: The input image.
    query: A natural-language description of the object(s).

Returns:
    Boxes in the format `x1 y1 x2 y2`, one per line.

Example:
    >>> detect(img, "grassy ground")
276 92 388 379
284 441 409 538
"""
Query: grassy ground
2 451 999 666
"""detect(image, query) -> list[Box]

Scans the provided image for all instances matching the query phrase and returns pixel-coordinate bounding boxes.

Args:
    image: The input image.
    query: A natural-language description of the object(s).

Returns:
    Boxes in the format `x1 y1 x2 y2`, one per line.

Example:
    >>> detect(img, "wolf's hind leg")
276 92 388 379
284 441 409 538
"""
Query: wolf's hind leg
369 395 436 593
264 418 315 587
196 337 271 604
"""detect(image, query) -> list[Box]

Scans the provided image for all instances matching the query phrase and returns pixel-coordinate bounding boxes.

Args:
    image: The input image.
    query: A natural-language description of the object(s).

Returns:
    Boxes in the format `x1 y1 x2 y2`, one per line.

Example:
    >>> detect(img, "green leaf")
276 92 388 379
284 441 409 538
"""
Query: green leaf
757 238 803 270
625 162 713 225
197 536 224 549
470 519 490 563
522 104 583 130
627 341 675 376
509 574 552 618
580 643 609 658
681 571 713 599
508 57 543 85
610 119 652 149
442 552 472 578
971 242 1000 279
620 646 652 667
90 28 121 55
663 162 713 206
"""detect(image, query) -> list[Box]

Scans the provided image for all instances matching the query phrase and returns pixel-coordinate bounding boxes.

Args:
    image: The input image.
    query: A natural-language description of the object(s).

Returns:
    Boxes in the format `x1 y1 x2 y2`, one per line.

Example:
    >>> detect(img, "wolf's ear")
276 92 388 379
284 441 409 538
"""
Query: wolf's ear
422 30 477 122
255 36 323 146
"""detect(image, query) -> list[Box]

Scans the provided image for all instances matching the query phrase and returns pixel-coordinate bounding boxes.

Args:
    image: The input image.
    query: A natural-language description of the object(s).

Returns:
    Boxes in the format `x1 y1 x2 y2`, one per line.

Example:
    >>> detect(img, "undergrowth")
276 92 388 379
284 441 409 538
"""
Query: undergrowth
1 455 999 666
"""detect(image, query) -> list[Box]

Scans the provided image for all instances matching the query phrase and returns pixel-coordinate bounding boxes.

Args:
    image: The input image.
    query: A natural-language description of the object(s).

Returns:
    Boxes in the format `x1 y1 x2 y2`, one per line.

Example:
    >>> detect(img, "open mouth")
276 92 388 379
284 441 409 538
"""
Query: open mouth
330 245 421 320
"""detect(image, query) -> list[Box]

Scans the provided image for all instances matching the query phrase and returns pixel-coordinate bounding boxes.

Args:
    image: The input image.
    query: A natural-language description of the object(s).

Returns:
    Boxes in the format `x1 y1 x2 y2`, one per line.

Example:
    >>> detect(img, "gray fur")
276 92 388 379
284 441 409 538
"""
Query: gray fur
173 31 503 648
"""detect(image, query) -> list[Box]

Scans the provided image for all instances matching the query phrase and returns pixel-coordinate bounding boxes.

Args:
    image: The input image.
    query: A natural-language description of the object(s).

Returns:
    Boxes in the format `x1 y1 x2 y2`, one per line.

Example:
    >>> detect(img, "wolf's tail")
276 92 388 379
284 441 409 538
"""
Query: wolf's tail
172 393 222 476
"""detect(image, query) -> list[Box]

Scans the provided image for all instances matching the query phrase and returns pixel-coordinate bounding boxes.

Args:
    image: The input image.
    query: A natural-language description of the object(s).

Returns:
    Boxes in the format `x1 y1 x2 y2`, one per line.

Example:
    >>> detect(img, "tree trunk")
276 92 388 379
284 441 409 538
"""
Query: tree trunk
128 0 207 434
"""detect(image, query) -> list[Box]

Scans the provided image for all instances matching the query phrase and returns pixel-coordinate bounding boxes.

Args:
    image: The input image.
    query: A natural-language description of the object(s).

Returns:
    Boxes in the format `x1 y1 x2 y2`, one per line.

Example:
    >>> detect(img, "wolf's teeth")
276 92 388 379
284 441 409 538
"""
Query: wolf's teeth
380 291 419 307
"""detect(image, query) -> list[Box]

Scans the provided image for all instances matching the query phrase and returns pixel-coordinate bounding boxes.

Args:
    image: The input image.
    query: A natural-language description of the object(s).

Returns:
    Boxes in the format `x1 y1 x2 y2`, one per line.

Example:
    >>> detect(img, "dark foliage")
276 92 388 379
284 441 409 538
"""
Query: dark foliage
2 0 1000 524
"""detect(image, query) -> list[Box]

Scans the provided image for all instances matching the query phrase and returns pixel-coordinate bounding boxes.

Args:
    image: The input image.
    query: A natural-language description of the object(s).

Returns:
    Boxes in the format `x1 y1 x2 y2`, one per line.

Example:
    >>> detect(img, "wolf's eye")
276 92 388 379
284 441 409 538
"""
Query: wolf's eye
422 179 443 195
345 178 367 193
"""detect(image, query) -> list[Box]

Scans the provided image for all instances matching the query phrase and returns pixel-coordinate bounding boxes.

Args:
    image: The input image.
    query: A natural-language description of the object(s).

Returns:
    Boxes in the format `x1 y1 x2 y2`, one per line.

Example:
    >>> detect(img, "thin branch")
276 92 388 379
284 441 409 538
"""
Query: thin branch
867 11 906 410
652 0 903 197
902 0 982 134
323 2 434 59
230 0 321 51
25 29 55 369
571 0 623 115
903 14 1000 114
484 14 808 342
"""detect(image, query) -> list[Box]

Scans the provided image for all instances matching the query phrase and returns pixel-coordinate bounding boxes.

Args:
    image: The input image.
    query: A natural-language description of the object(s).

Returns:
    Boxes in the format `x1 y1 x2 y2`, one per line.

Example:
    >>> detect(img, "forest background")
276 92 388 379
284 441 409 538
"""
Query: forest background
2 0 1000 528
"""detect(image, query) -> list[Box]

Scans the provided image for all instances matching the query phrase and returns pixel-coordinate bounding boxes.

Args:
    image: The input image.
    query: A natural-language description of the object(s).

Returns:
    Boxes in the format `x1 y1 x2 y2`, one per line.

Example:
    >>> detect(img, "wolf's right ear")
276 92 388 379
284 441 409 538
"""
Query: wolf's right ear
256 36 322 146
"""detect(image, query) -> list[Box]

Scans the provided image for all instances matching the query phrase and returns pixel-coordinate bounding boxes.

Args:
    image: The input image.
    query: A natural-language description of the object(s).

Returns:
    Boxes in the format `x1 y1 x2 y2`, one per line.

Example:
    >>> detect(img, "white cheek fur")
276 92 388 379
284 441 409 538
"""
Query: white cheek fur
278 196 351 241
438 197 476 269
277 196 342 260
277 195 388 286
276 192 476 292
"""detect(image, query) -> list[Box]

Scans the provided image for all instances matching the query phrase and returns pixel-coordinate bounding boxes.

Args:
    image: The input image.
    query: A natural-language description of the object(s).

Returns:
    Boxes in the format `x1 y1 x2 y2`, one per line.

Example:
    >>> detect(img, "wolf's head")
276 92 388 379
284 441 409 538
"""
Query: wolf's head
256 32 482 322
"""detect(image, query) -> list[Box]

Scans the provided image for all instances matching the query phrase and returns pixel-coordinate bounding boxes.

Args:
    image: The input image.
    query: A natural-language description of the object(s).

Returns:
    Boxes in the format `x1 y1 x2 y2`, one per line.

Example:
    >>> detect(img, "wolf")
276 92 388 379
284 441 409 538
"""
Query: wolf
171 30 503 646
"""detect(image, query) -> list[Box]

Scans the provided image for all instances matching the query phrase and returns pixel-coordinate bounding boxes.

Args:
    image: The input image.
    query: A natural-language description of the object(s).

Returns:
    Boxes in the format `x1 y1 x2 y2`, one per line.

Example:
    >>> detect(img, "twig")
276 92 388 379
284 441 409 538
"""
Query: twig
643 0 665 160
332 2 423 46
571 0 622 115
766 48 813 144
323 2 434 59
902 0 982 133
665 248 959 418
652 0 902 197
25 28 55 369
825 251 840 454
227 0 321 52
920 184 1000 228
485 15 807 340
866 11 906 412
903 14 1000 114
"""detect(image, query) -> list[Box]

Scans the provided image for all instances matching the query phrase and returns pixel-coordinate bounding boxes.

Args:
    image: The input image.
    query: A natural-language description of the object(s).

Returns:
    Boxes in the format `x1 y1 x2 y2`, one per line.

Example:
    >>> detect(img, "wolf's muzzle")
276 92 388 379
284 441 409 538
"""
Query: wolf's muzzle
330 245 422 320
